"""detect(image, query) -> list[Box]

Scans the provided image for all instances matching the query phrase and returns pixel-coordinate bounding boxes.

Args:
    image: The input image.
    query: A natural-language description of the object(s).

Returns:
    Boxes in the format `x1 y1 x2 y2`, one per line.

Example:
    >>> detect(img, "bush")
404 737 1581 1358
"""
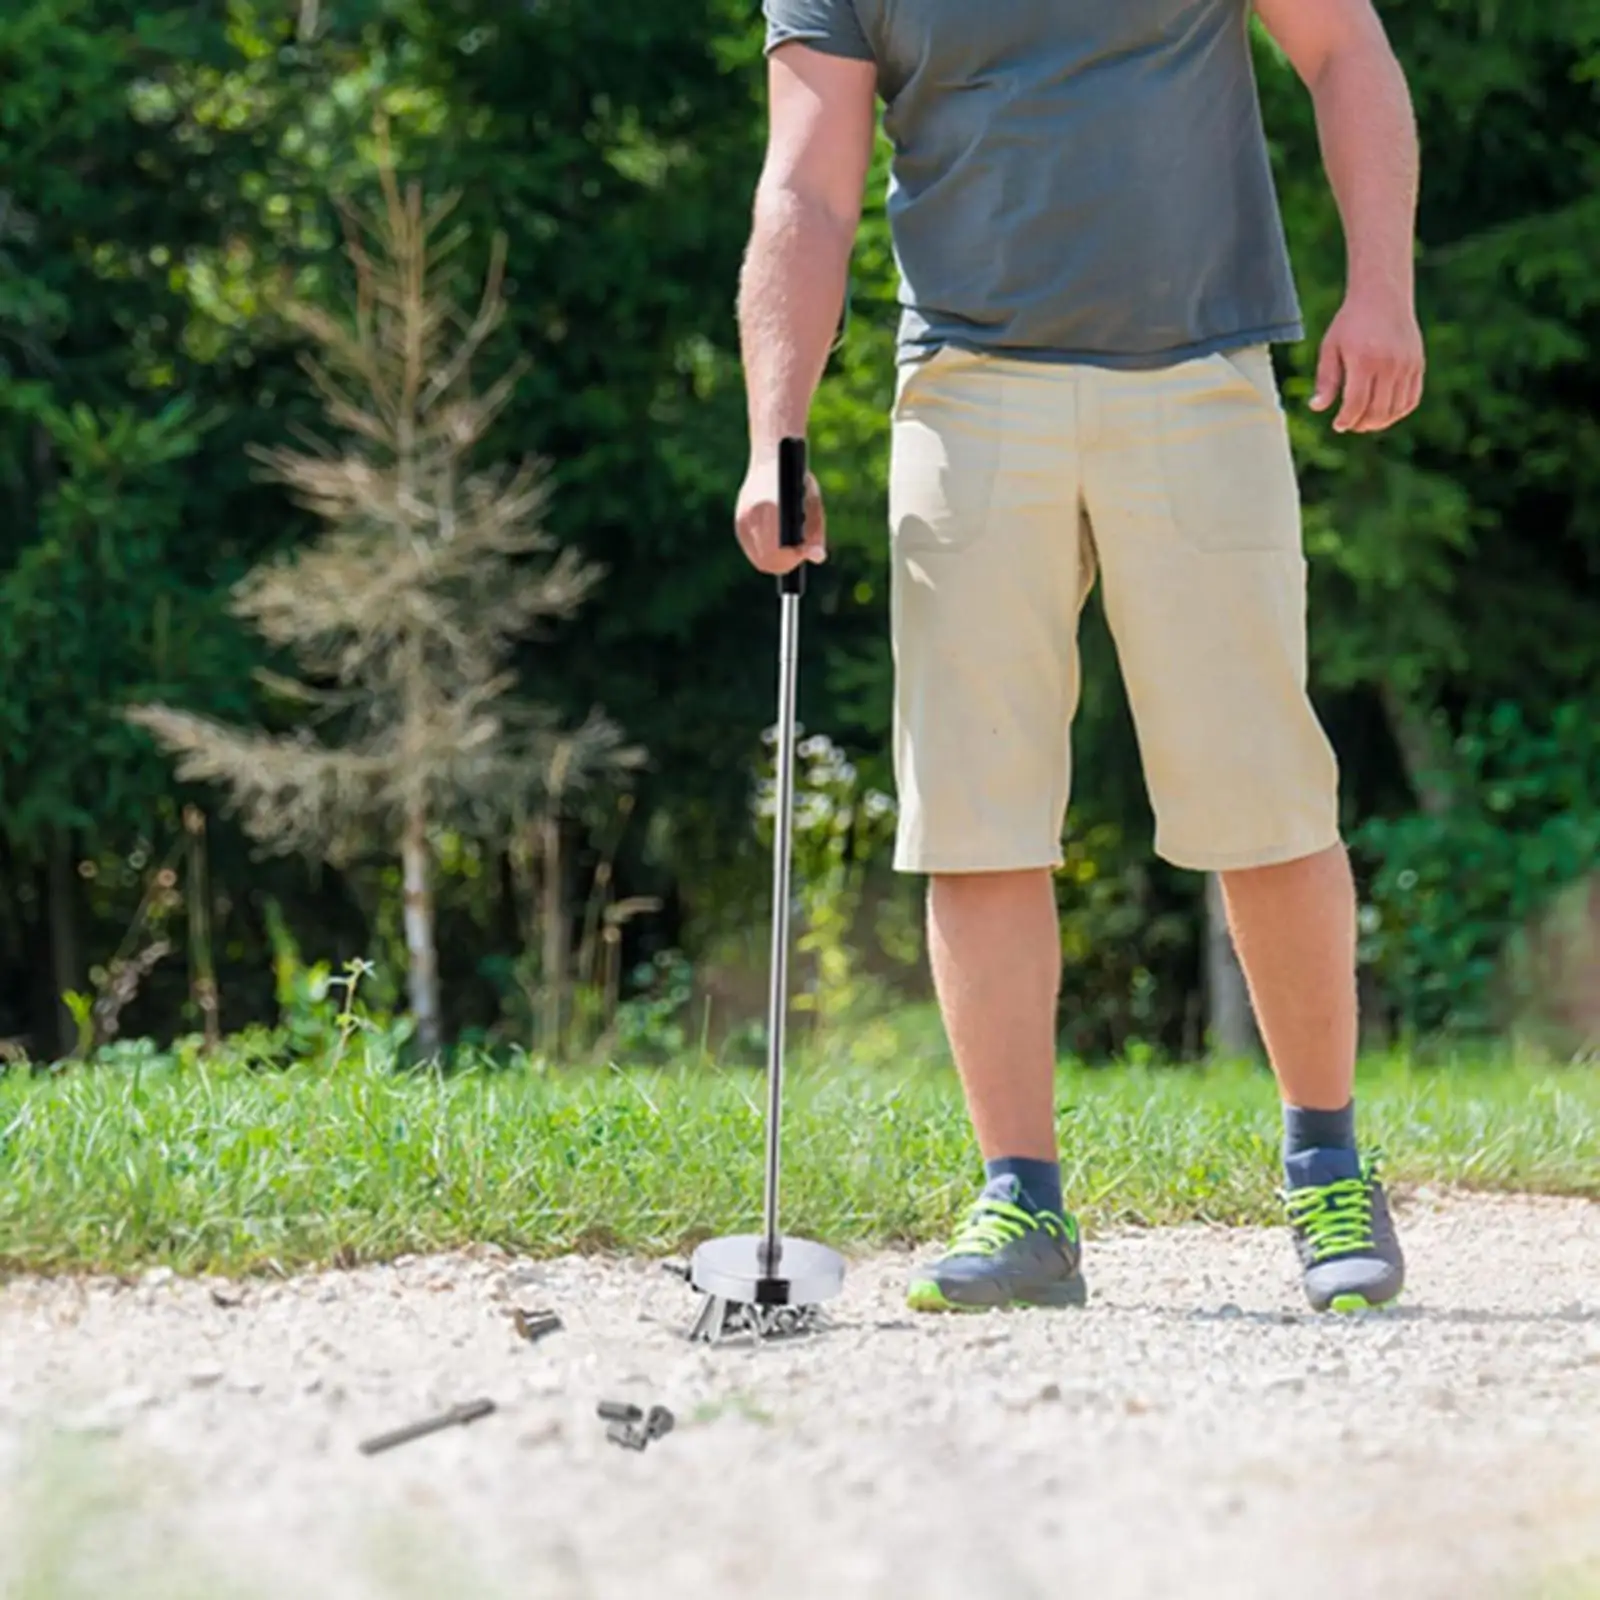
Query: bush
1357 702 1600 1039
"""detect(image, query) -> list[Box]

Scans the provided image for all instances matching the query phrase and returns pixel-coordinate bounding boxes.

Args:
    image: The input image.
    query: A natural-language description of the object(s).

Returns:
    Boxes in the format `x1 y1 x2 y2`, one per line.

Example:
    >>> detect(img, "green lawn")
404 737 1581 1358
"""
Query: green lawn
0 1031 1595 1276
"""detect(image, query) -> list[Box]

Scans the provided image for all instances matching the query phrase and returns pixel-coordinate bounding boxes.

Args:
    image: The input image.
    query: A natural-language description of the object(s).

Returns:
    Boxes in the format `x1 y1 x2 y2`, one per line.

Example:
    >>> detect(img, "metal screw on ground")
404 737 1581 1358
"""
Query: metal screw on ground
606 1421 649 1451
598 1400 674 1451
512 1308 562 1344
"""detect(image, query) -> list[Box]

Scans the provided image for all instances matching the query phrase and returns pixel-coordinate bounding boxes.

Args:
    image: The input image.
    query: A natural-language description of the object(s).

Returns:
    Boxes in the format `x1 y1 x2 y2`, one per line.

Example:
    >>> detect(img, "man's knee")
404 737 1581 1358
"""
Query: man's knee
928 868 1057 919
1218 839 1350 891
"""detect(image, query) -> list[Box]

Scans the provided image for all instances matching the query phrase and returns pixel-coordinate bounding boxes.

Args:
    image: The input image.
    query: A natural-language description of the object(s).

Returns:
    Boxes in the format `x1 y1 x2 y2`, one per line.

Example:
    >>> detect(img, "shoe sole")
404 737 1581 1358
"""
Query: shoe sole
1325 1290 1403 1315
906 1274 1089 1315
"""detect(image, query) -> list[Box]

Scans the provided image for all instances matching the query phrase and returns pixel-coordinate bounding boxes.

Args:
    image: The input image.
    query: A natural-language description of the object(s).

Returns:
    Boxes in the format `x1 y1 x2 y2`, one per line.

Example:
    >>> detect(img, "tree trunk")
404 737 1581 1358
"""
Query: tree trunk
1371 683 1455 1043
540 807 567 1059
184 807 221 1051
46 830 81 1059
0 834 20 969
1358 963 1391 1052
400 801 441 1059
496 847 522 957
1380 681 1454 818
1205 873 1260 1059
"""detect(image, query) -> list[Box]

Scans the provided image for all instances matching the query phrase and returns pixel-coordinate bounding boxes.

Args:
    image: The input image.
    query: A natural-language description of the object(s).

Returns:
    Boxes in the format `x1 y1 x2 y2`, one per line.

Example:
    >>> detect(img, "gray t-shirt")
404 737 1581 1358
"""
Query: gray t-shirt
763 0 1302 368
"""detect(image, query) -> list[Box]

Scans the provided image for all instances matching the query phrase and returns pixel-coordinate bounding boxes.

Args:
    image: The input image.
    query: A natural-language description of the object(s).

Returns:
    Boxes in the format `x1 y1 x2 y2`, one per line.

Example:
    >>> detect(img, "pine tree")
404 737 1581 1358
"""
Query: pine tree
130 141 636 1056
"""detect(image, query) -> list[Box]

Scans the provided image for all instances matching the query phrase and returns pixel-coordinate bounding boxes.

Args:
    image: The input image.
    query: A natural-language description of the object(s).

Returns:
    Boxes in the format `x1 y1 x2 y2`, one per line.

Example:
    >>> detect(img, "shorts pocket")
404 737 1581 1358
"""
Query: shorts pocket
893 342 969 413
1157 348 1302 554
890 352 1005 554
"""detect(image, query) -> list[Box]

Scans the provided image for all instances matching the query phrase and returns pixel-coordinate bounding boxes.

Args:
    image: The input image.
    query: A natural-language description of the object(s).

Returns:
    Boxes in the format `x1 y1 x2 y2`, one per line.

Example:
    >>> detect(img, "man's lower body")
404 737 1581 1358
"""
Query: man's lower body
886 343 1404 1315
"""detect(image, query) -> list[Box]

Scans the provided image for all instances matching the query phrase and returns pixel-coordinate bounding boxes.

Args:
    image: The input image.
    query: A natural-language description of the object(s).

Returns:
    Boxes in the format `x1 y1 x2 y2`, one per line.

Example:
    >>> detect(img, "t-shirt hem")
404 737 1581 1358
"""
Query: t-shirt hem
764 28 876 62
896 322 1305 371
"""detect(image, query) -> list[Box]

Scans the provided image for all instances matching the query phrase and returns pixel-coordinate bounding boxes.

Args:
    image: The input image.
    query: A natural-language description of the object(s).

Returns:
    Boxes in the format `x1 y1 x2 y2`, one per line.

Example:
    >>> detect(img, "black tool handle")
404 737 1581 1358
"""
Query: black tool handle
778 435 807 598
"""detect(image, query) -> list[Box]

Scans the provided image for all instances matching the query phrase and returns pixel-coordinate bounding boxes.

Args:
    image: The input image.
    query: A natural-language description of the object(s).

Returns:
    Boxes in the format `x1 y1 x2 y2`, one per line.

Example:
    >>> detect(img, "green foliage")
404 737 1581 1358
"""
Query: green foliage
610 950 697 1064
257 902 410 1069
756 731 905 1029
0 395 240 843
0 0 307 836
1357 702 1600 1037
1055 824 1198 1062
60 990 95 1060
587 734 909 1064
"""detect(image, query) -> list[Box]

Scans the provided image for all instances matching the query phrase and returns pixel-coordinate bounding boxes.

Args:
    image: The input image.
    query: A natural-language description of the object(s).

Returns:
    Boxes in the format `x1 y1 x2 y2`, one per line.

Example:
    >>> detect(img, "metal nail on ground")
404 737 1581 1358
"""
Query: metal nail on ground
358 1398 496 1456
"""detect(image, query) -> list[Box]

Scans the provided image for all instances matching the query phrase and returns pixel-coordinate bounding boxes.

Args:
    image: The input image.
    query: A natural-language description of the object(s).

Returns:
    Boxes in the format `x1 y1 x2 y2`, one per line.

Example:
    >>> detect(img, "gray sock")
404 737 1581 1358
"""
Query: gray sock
1283 1101 1358 1190
1283 1100 1357 1156
983 1157 1064 1219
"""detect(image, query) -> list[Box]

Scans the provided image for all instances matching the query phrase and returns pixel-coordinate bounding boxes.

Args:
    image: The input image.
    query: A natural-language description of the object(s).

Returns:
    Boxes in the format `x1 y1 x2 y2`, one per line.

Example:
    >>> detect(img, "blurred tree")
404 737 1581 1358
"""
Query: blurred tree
0 1 285 1050
130 150 636 1056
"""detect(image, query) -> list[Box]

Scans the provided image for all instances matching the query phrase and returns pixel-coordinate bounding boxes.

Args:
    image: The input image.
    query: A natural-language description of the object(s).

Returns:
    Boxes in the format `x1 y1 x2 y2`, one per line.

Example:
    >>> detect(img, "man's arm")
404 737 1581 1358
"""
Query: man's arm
1255 0 1424 433
735 44 876 573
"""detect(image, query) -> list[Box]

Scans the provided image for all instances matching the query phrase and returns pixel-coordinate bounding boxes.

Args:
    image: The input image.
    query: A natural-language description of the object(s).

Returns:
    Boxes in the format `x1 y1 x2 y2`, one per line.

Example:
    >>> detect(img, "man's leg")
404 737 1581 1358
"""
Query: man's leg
1220 842 1403 1310
927 869 1061 1165
910 864 1085 1311
887 350 1089 1312
1220 842 1357 1114
1082 347 1404 1312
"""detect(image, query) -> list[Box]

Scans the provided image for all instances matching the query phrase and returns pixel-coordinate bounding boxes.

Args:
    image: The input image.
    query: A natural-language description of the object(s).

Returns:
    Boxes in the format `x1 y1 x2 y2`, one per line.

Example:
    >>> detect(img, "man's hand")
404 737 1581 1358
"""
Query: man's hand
1311 289 1426 433
735 455 828 575
1254 0 1423 434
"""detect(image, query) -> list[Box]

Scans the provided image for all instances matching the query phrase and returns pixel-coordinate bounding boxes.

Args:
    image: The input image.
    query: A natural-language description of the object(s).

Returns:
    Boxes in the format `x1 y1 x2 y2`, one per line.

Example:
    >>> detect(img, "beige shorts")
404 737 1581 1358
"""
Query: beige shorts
889 343 1340 875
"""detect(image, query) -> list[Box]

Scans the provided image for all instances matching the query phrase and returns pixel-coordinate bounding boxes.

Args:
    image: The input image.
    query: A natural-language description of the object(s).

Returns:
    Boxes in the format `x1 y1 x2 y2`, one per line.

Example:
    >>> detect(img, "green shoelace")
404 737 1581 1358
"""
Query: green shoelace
947 1196 1069 1257
1285 1167 1379 1262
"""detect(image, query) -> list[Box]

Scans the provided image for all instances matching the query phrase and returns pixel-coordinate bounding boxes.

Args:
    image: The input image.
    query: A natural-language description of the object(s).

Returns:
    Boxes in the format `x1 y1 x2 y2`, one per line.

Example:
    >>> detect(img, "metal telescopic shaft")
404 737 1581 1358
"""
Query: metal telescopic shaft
761 437 809 1274
684 434 843 1341
761 591 800 1269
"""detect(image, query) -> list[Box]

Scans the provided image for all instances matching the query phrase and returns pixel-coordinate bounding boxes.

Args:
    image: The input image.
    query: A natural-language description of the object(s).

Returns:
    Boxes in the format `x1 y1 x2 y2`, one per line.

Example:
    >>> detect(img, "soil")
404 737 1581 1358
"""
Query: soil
2 1191 1597 1600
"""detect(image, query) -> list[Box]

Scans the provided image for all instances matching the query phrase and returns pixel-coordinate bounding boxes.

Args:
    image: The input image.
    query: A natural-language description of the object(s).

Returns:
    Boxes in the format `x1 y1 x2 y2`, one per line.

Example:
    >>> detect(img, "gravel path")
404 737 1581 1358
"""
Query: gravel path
2 1192 1597 1600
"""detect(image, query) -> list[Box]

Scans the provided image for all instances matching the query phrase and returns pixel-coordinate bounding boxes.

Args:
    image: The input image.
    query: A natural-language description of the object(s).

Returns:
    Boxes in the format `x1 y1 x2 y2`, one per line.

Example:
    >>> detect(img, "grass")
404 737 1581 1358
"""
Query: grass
1527 1560 1600 1600
0 1019 1595 1276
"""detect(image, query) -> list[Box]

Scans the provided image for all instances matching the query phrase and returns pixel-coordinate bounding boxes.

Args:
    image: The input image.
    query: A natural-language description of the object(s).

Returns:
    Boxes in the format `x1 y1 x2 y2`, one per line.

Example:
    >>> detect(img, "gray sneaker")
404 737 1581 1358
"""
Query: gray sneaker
1285 1152 1406 1314
907 1175 1088 1313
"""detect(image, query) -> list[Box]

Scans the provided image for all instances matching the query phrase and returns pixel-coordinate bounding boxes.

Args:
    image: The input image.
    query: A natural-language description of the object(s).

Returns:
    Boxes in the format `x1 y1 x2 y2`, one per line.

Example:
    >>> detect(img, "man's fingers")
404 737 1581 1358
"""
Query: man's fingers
1333 355 1379 433
736 509 796 574
734 485 826 574
1352 360 1425 433
1401 367 1425 422
1356 366 1404 433
1315 302 1426 432
802 479 828 563
1311 337 1344 414
1382 366 1418 430
765 529 809 574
